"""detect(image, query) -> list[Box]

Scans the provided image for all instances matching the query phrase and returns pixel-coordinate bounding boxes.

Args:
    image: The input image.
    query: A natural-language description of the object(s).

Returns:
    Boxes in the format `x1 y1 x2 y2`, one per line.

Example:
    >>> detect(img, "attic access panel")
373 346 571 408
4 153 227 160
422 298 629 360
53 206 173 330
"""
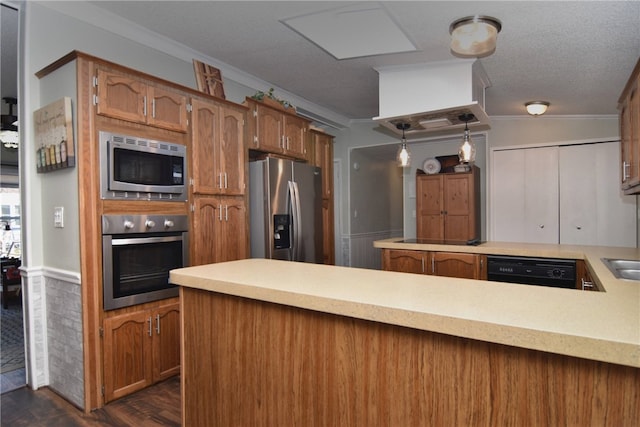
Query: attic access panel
281 4 417 60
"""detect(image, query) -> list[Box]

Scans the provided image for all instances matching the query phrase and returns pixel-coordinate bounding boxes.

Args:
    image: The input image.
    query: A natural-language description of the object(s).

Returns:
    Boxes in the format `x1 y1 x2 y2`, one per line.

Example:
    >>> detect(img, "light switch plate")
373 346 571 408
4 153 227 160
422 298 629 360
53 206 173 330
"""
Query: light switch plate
54 206 64 228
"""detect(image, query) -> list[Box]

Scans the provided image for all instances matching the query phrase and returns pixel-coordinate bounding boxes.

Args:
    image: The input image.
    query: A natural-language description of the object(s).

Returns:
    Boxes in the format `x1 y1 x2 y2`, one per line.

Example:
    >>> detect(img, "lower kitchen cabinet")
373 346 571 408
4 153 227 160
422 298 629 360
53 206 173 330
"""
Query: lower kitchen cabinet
382 249 485 280
102 300 180 403
432 251 486 280
576 259 599 291
382 249 426 274
191 196 248 265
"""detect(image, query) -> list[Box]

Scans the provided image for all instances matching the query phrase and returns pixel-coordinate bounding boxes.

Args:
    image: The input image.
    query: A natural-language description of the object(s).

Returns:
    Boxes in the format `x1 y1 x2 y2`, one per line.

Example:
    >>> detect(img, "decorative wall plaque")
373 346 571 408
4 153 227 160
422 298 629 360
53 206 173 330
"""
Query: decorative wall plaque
33 97 74 173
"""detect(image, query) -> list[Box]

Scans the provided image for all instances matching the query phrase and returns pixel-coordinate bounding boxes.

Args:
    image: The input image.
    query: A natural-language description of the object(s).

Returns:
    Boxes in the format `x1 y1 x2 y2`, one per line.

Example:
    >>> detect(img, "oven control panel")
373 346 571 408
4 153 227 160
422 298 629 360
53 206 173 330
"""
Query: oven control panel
102 214 189 234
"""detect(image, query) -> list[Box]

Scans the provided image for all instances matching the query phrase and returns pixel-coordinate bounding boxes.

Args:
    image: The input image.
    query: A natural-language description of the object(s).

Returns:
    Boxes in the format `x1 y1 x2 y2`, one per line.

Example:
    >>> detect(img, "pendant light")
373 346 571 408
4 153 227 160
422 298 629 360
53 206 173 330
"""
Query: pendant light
458 113 476 164
396 123 411 167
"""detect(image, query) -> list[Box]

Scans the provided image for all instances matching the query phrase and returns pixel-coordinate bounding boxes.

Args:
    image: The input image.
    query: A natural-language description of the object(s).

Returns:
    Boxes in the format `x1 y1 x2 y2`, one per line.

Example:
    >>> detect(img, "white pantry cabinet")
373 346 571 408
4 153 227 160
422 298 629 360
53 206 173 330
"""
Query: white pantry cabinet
491 141 636 247
491 146 559 244
559 142 636 246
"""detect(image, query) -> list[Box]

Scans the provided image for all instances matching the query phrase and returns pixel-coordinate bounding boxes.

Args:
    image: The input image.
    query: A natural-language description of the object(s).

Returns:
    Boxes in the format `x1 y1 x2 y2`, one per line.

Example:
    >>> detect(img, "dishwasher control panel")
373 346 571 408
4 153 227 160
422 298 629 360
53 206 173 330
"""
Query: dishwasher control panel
487 256 576 289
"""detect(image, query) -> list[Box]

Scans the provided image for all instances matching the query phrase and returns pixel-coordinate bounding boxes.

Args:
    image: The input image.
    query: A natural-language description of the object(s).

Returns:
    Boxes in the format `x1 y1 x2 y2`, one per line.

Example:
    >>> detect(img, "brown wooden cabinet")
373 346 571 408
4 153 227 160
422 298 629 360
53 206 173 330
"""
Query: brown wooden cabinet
102 300 180 403
432 252 485 280
245 98 310 160
190 97 246 196
311 130 335 264
416 166 480 242
382 249 485 280
619 58 640 194
382 249 426 274
576 259 599 291
191 196 248 266
95 67 188 133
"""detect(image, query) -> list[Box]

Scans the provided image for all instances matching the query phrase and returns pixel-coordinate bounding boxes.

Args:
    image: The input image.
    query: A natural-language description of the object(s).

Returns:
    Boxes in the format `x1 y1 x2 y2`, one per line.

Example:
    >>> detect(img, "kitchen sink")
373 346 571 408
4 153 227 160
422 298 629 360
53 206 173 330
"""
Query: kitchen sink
602 258 640 281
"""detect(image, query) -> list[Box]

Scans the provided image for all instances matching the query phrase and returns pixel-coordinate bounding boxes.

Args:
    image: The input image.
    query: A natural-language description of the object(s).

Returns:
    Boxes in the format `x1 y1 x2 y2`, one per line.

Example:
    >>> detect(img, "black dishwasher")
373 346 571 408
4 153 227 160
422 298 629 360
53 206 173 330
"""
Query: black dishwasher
486 255 576 289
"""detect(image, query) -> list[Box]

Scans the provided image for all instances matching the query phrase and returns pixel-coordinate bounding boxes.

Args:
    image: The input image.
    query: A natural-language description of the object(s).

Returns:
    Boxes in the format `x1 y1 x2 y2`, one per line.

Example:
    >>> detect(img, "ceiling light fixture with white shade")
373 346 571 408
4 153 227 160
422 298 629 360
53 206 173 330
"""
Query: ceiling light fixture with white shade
525 101 550 116
449 15 502 58
396 123 411 168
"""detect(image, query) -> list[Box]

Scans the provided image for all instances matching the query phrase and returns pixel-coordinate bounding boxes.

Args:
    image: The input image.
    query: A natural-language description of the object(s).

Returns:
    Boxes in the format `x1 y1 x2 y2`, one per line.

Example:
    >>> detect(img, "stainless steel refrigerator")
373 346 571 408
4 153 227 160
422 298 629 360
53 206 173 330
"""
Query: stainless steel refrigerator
249 157 323 263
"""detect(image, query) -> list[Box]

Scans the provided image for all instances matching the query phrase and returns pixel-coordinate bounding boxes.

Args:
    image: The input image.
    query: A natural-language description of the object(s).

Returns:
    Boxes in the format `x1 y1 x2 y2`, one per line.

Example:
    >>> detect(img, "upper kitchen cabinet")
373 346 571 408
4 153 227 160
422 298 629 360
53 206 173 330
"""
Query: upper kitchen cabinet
619 58 640 194
95 67 189 133
245 98 310 161
190 97 246 196
416 167 480 242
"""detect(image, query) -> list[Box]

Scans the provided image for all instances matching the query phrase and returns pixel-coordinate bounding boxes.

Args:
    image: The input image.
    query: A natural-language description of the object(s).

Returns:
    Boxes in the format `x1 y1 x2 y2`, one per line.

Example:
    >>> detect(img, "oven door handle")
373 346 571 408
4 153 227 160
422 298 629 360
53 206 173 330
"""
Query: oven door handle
110 235 184 246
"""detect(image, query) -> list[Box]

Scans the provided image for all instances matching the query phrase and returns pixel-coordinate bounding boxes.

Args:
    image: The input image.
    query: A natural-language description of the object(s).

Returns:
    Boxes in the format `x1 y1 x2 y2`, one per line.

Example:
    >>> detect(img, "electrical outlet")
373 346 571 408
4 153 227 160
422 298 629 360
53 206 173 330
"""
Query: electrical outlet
54 206 64 228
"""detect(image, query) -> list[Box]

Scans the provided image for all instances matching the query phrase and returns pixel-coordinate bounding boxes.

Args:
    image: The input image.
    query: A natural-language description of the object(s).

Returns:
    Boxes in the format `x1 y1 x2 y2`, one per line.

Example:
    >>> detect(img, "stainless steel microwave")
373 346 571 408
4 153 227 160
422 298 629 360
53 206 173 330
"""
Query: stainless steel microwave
99 131 187 201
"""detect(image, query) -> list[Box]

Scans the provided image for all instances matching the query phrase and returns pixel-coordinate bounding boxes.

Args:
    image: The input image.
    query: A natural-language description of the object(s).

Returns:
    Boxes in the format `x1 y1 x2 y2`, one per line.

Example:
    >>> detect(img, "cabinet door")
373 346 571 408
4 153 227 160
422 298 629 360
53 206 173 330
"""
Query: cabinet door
191 197 220 265
628 81 640 190
431 252 482 279
416 175 444 240
218 197 249 263
96 68 147 125
559 142 636 247
220 107 246 195
284 115 308 160
443 174 474 241
152 302 181 382
492 147 559 244
313 132 334 199
147 86 188 133
191 99 220 195
103 311 153 403
382 249 425 274
322 198 335 265
255 104 283 153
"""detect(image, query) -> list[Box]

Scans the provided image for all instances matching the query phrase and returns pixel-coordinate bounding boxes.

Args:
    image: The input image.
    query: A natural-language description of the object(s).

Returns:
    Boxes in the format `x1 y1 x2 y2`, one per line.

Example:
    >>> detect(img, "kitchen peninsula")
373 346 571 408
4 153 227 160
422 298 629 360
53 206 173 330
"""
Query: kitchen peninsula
171 250 639 426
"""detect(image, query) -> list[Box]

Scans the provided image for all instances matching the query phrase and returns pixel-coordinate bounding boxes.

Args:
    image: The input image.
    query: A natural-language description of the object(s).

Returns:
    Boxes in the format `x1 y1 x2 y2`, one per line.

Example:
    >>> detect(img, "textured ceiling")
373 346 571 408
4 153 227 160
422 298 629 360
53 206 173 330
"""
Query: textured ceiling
6 1 640 123
84 1 640 121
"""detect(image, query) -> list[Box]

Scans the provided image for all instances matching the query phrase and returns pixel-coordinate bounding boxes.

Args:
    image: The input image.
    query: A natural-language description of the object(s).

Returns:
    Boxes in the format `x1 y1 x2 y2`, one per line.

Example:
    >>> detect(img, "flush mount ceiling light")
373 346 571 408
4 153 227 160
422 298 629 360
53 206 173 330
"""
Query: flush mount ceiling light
449 15 502 58
457 113 476 166
396 123 411 168
525 101 550 116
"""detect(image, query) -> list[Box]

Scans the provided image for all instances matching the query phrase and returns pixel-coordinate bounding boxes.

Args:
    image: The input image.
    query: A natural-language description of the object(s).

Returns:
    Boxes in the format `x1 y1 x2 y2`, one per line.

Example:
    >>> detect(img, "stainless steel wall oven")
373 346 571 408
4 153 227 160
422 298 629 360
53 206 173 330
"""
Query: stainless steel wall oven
102 214 188 310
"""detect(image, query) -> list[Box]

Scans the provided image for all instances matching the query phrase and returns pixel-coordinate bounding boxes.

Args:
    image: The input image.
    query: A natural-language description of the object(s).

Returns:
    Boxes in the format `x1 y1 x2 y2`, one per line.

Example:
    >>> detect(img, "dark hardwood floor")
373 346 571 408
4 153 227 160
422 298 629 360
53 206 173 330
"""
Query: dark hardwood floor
1 375 180 426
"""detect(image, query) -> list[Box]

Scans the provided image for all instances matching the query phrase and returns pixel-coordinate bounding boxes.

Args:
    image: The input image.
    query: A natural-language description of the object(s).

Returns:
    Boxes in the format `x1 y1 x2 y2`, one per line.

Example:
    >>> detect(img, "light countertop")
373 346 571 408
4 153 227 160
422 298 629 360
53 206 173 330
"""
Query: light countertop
171 242 640 368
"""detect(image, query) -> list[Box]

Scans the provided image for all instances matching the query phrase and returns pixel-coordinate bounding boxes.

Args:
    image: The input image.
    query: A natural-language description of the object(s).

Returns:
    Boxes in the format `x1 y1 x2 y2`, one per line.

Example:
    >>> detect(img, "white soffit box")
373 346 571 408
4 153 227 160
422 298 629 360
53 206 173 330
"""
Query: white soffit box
281 4 417 60
373 60 492 136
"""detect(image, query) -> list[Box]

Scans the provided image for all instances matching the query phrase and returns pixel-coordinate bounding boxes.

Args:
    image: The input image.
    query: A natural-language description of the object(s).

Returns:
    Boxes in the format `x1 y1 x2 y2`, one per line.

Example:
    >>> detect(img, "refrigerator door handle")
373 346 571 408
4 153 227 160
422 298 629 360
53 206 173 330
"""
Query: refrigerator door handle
288 180 302 261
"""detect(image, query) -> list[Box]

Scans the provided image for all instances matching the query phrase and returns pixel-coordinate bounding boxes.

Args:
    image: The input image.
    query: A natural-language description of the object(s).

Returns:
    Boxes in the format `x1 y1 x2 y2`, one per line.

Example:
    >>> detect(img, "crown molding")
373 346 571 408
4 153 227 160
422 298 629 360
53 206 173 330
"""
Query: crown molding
35 1 351 129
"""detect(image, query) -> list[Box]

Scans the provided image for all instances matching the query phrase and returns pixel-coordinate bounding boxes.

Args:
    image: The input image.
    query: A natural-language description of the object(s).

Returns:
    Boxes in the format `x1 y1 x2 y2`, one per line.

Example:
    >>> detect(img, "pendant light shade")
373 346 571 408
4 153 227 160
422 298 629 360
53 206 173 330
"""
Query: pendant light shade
450 15 502 58
458 114 476 164
396 123 411 168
